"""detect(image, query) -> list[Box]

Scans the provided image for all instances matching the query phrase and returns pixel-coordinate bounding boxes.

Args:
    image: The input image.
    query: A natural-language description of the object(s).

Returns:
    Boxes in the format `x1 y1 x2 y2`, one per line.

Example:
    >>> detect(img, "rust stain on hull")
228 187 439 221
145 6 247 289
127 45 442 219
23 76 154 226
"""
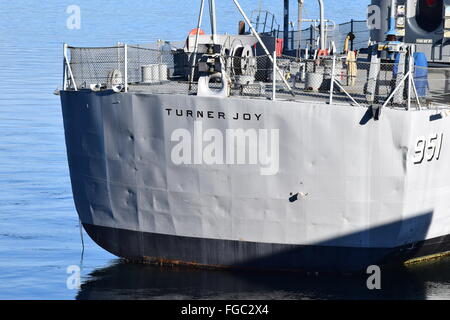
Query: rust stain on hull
130 251 450 274
138 256 233 270
403 250 450 266
130 256 312 274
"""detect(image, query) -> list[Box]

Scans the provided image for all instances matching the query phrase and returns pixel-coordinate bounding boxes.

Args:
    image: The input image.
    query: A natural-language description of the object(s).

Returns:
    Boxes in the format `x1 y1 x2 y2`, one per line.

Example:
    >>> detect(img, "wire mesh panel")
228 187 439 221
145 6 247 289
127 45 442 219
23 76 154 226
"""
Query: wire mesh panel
331 60 399 107
416 66 450 107
274 55 406 107
127 45 175 84
68 44 191 94
69 46 126 89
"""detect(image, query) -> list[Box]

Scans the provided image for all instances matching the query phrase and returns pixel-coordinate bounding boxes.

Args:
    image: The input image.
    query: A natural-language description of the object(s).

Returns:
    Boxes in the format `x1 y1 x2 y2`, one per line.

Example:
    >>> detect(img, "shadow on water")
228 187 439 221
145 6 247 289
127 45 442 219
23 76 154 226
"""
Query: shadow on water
75 211 450 299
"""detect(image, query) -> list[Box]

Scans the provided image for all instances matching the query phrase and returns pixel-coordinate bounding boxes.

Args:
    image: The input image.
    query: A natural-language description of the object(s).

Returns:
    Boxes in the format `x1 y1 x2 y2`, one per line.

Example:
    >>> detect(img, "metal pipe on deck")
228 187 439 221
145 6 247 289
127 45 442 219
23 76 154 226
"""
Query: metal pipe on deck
294 0 326 52
318 0 325 50
124 44 128 92
297 0 304 57
284 0 289 53
209 0 217 43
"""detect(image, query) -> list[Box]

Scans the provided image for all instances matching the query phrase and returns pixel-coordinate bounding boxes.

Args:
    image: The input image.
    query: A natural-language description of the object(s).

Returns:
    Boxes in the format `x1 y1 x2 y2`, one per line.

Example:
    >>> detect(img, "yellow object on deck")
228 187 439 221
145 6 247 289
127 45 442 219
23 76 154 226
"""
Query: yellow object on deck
346 51 357 87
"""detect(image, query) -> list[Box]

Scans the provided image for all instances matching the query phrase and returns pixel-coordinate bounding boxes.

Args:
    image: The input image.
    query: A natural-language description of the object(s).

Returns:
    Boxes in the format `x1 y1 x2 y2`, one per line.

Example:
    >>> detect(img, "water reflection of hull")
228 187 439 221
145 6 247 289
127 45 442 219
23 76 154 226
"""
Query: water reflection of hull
76 257 450 300
61 90 450 272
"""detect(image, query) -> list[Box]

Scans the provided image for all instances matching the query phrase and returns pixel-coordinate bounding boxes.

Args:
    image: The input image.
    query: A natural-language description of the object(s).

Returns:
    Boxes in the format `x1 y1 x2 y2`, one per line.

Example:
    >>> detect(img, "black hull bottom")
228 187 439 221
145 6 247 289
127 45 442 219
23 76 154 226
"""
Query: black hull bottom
83 223 450 272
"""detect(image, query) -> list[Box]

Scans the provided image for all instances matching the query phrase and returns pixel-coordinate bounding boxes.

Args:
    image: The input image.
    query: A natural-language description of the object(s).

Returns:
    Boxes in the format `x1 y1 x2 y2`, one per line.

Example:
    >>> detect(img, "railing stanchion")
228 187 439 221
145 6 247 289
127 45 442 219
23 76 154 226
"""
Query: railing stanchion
63 43 77 91
407 51 412 110
272 51 277 101
329 55 336 105
63 43 67 91
350 19 354 51
411 76 422 111
124 44 128 93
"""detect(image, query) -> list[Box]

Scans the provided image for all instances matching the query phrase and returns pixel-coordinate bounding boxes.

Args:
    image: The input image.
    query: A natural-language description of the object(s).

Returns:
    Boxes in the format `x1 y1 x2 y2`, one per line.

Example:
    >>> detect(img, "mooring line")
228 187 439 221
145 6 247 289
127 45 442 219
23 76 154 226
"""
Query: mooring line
79 219 85 266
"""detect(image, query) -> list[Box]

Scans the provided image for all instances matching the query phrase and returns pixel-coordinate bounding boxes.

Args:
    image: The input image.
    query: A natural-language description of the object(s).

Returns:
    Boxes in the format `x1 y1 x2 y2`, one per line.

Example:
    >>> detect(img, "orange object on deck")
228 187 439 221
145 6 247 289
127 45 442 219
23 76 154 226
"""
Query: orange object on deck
186 28 206 50
276 39 283 57
189 28 205 36
317 49 329 57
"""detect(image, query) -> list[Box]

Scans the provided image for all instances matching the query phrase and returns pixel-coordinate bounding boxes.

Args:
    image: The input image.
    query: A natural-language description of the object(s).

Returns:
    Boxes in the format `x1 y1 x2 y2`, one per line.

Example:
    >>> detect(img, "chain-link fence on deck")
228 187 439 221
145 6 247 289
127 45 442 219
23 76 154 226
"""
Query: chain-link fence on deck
69 46 126 90
274 55 430 108
331 60 398 107
414 65 450 108
65 44 450 110
67 45 193 94
277 55 334 100
126 45 193 94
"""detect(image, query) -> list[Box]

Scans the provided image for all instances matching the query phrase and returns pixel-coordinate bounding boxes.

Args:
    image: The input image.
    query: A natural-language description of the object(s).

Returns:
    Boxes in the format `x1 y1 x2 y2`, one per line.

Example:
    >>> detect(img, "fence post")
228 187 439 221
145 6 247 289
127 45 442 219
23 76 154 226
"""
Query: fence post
124 44 128 93
329 55 336 105
272 51 277 101
291 30 295 52
263 11 268 32
407 51 413 110
350 19 354 52
445 70 450 93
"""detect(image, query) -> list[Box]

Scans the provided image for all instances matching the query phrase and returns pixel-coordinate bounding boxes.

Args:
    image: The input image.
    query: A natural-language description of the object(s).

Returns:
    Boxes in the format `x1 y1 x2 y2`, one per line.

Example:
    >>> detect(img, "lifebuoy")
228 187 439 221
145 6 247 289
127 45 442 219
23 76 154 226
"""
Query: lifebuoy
186 28 206 50
188 28 205 36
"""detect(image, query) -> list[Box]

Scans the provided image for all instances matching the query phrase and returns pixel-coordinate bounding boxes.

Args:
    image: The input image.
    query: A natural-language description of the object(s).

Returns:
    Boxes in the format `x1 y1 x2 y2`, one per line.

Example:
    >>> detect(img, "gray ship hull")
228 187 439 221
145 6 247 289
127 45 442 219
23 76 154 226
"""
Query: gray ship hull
60 90 450 272
82 222 450 272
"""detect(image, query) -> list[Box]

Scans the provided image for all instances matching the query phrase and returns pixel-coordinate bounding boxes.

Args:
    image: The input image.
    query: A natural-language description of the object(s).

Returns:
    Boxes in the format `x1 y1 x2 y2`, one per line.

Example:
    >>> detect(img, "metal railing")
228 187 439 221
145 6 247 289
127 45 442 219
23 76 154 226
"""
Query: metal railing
250 9 281 34
271 19 369 54
63 44 450 111
328 58 450 110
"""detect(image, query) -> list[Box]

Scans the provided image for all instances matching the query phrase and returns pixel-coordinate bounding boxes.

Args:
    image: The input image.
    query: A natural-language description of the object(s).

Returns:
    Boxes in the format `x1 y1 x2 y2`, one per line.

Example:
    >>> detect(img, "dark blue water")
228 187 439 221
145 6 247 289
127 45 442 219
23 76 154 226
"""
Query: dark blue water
1 0 450 300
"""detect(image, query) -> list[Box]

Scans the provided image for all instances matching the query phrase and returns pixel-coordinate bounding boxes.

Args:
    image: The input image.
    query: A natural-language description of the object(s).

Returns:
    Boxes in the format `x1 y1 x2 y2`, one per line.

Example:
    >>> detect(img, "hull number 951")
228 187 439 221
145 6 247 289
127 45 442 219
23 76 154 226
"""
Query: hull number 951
414 133 444 164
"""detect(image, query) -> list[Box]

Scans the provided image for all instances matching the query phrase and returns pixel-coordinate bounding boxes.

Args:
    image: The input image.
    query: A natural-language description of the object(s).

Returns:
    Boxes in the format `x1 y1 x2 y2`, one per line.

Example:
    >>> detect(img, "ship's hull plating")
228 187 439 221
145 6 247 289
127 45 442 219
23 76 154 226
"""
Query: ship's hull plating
60 90 450 272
